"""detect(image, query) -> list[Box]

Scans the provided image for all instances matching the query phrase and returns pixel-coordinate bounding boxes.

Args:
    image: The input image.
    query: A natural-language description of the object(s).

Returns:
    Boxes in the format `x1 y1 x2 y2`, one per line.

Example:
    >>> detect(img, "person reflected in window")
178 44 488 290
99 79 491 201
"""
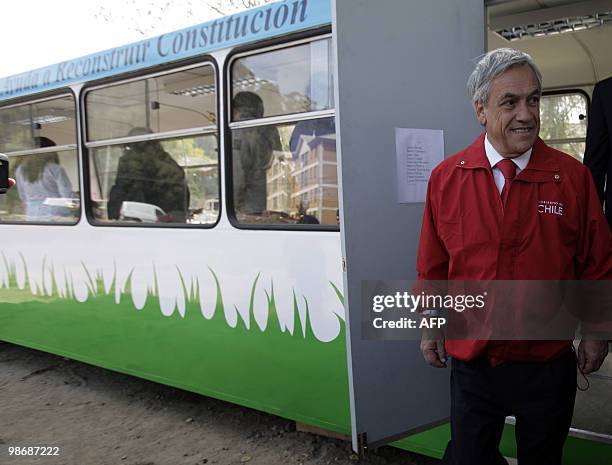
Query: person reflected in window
15 136 74 220
232 92 281 215
298 214 319 224
107 127 190 222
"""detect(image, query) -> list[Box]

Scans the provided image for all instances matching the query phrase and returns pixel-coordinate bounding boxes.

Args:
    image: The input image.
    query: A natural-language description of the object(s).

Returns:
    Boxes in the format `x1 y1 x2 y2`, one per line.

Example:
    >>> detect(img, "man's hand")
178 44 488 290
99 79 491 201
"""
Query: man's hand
578 339 609 374
8 178 15 189
420 327 447 368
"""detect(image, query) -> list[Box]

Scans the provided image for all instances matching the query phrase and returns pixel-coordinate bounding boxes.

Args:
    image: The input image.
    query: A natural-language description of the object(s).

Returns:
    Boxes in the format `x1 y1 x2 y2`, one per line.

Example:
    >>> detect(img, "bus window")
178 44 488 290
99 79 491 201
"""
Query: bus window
86 65 216 142
0 95 80 224
540 91 588 161
229 38 338 228
232 118 337 225
231 38 334 121
0 95 76 152
84 65 219 226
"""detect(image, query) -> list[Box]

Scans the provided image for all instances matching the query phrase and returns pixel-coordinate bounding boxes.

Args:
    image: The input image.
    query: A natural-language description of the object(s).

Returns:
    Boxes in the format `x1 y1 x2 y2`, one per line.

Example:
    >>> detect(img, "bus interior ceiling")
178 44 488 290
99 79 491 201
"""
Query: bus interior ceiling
85 65 216 138
487 0 612 93
488 0 612 438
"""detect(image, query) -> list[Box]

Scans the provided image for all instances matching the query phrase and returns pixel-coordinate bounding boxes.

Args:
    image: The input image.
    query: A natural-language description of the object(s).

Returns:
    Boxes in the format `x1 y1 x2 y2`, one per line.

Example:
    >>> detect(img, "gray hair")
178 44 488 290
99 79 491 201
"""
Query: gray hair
467 48 542 105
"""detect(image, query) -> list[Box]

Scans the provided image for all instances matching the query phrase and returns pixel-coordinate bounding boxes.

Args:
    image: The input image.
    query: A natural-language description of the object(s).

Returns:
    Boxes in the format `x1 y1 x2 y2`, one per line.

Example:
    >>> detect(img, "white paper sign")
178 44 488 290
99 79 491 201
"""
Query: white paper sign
395 128 445 203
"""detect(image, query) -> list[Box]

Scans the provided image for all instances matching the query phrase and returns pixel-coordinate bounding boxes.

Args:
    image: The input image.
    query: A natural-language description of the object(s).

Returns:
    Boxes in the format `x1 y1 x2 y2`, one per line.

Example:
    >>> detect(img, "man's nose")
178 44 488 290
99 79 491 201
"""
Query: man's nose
515 101 534 121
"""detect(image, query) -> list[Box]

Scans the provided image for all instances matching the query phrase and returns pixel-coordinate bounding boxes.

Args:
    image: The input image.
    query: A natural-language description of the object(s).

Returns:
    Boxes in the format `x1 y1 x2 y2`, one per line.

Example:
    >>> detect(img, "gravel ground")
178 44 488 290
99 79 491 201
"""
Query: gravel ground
0 342 440 465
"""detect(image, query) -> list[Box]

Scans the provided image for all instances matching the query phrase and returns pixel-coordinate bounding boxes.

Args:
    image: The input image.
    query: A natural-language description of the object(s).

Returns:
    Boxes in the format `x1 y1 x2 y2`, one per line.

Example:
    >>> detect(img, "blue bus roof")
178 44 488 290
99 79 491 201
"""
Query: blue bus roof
0 0 330 102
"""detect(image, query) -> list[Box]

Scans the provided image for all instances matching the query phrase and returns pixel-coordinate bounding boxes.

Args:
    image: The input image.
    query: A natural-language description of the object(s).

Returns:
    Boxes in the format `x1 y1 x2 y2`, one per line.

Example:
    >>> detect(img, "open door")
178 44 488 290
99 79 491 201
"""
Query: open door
332 0 486 453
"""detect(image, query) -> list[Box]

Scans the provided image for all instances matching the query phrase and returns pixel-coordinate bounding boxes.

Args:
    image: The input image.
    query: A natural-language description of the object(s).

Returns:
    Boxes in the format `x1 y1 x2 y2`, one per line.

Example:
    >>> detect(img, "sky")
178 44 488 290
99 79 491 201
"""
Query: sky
0 0 254 78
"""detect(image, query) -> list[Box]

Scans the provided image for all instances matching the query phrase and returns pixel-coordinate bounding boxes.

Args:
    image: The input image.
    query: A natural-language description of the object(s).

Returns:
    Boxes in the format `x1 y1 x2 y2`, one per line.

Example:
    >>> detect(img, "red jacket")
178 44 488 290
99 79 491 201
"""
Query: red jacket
417 133 612 363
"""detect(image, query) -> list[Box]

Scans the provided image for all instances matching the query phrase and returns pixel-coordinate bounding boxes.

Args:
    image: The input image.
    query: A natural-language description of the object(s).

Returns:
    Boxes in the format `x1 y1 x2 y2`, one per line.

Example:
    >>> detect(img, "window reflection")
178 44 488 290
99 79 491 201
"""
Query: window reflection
89 134 218 225
540 92 588 161
85 64 219 227
0 96 77 153
0 148 80 223
231 38 334 121
232 92 282 214
0 94 80 224
86 65 216 141
232 117 338 225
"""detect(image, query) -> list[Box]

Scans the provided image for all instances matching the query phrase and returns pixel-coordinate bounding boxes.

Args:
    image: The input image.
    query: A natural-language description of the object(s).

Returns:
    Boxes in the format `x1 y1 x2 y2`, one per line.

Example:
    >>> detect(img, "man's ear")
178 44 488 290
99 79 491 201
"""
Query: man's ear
474 100 486 126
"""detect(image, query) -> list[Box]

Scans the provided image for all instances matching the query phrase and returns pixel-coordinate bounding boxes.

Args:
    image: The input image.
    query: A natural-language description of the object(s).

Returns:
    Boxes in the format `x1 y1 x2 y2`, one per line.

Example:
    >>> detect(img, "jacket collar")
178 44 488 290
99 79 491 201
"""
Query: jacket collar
456 133 559 173
523 138 560 172
455 133 489 169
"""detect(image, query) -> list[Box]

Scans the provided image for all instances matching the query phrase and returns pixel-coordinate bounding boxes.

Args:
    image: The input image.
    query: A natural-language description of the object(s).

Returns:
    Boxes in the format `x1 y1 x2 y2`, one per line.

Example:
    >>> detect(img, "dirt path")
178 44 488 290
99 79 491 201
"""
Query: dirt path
0 343 440 465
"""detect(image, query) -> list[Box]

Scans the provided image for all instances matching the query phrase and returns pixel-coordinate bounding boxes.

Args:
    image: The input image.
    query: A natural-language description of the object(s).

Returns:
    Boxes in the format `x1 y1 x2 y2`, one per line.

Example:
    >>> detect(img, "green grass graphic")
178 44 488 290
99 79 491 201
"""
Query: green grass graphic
0 254 351 434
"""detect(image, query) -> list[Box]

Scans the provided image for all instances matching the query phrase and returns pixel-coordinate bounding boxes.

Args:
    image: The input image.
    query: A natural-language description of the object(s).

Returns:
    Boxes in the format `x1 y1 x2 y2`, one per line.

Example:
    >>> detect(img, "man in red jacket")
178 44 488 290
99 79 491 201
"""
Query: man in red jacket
417 48 611 465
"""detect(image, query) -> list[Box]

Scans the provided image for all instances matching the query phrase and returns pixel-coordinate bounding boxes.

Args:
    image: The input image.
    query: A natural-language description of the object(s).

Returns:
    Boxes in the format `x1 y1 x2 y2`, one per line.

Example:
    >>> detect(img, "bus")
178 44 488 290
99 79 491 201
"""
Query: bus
0 1 610 463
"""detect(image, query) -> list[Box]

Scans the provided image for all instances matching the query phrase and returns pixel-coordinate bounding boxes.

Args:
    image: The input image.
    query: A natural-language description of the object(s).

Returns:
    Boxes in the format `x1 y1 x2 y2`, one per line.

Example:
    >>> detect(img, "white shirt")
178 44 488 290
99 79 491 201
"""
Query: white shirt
484 134 532 194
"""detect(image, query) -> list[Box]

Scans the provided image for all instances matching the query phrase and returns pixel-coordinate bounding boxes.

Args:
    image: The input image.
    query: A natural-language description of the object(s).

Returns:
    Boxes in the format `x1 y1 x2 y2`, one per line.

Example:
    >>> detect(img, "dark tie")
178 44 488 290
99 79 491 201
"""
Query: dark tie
496 158 516 207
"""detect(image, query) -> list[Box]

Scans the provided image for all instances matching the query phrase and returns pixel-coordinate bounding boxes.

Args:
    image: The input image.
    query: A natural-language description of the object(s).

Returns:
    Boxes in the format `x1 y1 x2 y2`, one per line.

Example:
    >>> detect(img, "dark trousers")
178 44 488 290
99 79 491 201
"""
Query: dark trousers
442 350 577 465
